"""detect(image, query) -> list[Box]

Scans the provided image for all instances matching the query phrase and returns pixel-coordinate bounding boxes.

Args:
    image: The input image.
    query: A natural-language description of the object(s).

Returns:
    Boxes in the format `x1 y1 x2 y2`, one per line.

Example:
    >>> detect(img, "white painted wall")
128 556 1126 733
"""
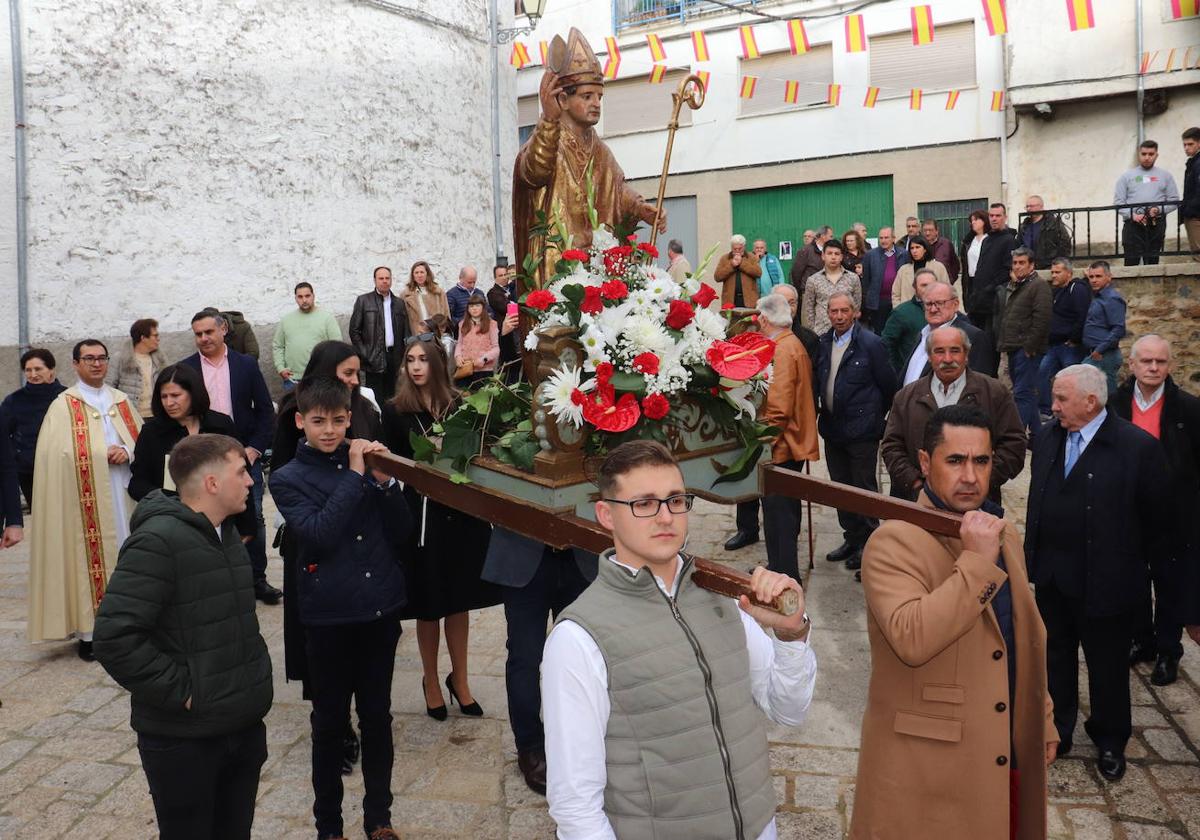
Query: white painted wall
0 1 17 346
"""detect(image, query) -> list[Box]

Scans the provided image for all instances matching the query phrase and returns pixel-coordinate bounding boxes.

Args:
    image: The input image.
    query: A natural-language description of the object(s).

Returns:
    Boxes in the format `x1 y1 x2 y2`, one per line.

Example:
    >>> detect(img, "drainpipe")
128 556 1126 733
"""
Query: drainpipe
1135 0 1145 145
998 33 1009 207
489 0 506 264
9 0 28 351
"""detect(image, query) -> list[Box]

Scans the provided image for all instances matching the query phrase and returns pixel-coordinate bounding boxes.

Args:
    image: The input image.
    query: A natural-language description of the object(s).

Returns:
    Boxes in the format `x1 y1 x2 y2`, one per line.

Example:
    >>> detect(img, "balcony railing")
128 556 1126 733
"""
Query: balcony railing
1017 202 1192 262
613 0 766 31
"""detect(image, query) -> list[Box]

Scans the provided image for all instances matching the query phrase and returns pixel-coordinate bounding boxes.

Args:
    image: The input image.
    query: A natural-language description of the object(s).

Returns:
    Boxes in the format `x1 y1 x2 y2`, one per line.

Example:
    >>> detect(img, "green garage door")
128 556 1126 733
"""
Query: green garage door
731 176 894 276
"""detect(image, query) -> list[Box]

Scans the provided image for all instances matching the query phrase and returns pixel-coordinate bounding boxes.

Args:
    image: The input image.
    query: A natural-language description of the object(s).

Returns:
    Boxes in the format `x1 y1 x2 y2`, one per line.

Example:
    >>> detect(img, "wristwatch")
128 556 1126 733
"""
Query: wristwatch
776 612 811 643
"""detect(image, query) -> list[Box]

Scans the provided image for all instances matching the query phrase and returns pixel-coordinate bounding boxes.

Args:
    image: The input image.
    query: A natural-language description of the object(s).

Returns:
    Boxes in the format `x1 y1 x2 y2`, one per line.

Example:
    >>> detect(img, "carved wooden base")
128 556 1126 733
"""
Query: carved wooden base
532 448 587 483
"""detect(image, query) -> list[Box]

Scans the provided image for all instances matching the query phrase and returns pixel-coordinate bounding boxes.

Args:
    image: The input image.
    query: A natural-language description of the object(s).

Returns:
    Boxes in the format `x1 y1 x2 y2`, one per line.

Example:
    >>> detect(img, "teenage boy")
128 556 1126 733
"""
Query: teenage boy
269 377 411 840
93 434 273 840
543 440 818 839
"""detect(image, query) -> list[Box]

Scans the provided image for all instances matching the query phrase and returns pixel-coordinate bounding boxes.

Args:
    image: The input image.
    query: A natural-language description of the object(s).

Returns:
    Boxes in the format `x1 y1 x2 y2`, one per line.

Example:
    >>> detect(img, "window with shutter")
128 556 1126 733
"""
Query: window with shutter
518 96 540 128
600 70 694 136
739 45 834 117
869 20 976 100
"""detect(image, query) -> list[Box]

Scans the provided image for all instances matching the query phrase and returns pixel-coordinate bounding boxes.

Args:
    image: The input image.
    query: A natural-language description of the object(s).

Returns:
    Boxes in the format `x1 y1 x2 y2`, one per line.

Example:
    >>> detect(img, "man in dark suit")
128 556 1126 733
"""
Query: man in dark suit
481 528 597 795
182 311 280 603
1025 363 1171 781
898 281 990 385
963 204 1019 376
861 226 910 332
816 293 896 571
349 266 409 400
1110 335 1200 686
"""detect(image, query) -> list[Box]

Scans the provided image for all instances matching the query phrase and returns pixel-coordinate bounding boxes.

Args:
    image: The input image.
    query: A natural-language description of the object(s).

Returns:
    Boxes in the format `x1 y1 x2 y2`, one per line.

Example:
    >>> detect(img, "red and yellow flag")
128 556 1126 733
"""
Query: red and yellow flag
509 42 530 69
646 33 667 63
787 19 810 55
538 41 548 65
1165 48 1178 71
990 90 1005 111
1171 0 1199 19
739 75 758 99
603 36 621 79
648 64 667 83
945 89 961 110
740 25 760 59
981 0 1007 36
911 5 935 45
863 86 880 108
695 70 710 92
1066 0 1095 30
784 80 800 104
844 14 867 52
691 30 710 61
909 89 924 110
1139 51 1158 73
827 84 842 106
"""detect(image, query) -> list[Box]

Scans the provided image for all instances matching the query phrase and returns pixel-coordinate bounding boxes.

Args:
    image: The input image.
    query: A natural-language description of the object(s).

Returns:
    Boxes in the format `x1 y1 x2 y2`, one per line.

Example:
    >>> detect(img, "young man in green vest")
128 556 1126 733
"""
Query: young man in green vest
543 440 817 840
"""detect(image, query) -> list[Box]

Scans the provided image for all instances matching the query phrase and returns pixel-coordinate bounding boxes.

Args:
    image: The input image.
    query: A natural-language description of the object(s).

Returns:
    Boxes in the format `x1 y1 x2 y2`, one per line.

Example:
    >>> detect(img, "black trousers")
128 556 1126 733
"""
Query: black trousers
1122 219 1166 266
365 347 402 402
1133 576 1184 659
823 438 880 546
502 548 591 753
137 720 267 840
1036 580 1133 753
763 459 807 581
735 498 760 535
306 617 403 838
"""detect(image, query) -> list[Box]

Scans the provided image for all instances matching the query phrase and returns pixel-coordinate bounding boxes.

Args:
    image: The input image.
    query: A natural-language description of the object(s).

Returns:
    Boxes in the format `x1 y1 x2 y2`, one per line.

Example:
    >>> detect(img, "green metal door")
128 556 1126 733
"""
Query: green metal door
731 176 894 276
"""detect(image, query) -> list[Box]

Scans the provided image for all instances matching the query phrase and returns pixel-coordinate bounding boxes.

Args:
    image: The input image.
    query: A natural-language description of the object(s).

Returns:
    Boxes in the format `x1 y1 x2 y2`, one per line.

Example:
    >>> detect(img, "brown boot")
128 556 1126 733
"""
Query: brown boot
368 828 401 840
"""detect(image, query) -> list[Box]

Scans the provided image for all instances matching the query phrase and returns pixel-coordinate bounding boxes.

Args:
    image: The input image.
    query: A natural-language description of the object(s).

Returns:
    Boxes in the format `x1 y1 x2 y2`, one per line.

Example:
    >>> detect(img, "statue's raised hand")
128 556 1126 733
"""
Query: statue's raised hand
540 71 563 122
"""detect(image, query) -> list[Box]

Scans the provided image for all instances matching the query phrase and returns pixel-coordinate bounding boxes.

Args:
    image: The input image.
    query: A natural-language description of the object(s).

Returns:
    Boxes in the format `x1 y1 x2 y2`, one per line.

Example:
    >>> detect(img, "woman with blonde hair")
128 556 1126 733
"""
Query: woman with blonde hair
401 261 450 335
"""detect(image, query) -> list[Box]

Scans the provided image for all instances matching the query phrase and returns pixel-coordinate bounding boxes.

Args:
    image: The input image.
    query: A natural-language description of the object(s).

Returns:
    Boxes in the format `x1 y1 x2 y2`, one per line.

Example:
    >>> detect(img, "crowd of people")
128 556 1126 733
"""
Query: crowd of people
0 126 1195 840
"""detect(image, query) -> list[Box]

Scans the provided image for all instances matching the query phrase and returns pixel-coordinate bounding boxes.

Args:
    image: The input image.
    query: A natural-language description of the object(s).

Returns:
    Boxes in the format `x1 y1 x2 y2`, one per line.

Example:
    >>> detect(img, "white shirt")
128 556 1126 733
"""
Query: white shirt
931 369 968 408
543 554 818 840
1133 383 1165 412
76 382 134 543
904 325 933 385
967 235 984 276
381 293 395 348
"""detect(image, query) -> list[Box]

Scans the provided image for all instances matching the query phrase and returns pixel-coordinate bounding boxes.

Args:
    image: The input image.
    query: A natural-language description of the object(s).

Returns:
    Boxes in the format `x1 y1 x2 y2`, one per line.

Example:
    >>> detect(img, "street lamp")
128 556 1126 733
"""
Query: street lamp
497 0 549 43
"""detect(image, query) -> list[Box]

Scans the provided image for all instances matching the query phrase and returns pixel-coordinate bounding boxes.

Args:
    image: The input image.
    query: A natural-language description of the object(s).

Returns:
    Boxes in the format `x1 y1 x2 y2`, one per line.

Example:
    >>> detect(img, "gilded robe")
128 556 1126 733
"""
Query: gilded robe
28 385 142 642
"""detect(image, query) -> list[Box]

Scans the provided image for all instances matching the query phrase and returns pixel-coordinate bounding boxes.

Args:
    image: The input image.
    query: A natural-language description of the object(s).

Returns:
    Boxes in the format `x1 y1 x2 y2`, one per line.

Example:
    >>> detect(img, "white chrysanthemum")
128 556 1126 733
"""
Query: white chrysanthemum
523 330 541 352
625 289 661 317
644 272 680 302
591 229 619 251
621 316 673 355
579 322 611 359
597 301 631 337
692 308 727 342
542 366 584 428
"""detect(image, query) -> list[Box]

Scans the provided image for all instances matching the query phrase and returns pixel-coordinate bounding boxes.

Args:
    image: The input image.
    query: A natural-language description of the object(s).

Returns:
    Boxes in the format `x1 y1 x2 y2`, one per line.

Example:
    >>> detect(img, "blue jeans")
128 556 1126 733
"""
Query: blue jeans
1008 350 1044 433
1084 348 1122 396
281 378 296 392
1038 343 1086 413
247 461 267 584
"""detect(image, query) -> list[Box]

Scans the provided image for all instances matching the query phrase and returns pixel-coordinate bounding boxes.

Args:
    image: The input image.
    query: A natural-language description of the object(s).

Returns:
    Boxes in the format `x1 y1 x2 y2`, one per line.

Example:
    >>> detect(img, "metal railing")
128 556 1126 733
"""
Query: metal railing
613 0 765 31
1017 201 1191 262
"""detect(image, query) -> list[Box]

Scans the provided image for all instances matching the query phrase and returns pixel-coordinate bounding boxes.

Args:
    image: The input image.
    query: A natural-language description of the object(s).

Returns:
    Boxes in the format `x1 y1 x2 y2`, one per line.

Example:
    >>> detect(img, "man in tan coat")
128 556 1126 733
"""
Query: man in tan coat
853 404 1056 840
713 234 762 308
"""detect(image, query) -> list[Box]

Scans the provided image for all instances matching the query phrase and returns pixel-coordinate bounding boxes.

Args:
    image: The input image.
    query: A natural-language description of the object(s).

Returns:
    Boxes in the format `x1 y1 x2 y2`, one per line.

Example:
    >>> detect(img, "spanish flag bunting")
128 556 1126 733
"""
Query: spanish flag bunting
695 70 710 92
691 30 710 62
1165 48 1177 71
784 80 800 104
1066 0 1095 31
605 36 621 63
538 41 548 65
945 89 961 110
911 5 935 45
787 19 810 55
981 0 1007 36
1139 50 1158 74
509 42 530 69
1171 0 1199 18
827 83 842 106
990 90 1005 111
740 25 760 59
909 88 923 110
844 14 867 52
863 86 879 108
603 55 620 80
646 33 667 63
648 64 667 84
739 75 758 99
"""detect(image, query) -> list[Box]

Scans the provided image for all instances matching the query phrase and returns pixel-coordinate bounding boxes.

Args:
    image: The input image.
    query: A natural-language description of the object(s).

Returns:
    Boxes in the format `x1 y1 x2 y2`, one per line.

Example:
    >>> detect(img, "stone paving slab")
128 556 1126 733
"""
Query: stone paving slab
0 456 1197 838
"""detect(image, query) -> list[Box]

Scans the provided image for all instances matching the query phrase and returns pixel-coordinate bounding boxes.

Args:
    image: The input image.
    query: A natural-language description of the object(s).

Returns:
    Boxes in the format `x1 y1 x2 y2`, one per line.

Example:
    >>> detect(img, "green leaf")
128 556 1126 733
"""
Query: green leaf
509 435 541 471
711 443 763 488
464 390 492 415
609 371 647 396
408 431 436 464
688 365 719 389
560 283 585 305
450 470 472 484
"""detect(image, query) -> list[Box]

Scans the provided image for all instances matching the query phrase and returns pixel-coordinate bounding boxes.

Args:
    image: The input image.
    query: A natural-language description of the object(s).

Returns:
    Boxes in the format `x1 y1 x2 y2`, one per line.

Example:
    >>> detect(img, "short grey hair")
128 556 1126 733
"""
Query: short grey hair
459 265 477 281
817 225 834 238
1130 333 1171 362
668 239 684 255
1056 363 1108 404
914 268 940 283
1012 246 1035 262
925 325 971 355
827 291 856 311
730 234 747 247
923 280 958 299
1050 257 1073 271
772 284 797 301
756 293 793 328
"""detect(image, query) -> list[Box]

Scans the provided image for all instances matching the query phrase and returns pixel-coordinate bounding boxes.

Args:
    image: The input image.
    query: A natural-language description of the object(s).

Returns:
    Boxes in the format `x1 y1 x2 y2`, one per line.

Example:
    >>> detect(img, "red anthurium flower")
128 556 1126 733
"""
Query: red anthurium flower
665 299 695 331
632 352 660 375
600 279 629 301
691 284 718 309
641 393 670 420
561 248 589 262
706 332 776 379
636 242 659 259
721 302 734 311
583 391 641 432
524 290 556 311
580 286 604 315
570 389 584 405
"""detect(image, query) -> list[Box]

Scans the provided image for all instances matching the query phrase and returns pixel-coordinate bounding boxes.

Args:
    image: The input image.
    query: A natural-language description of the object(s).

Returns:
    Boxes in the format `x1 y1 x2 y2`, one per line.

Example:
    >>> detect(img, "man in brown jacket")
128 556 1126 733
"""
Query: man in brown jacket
713 234 762 309
854 405 1056 840
882 325 1027 502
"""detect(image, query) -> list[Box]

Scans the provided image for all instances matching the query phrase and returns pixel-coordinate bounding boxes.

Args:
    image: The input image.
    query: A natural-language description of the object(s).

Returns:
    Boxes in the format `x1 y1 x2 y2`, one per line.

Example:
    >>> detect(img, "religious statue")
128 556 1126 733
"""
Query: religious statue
513 27 666 291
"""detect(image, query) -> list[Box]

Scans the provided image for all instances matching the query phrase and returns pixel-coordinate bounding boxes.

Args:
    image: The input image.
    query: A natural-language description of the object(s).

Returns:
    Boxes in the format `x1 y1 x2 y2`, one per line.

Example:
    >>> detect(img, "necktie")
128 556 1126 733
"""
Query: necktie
1064 431 1082 476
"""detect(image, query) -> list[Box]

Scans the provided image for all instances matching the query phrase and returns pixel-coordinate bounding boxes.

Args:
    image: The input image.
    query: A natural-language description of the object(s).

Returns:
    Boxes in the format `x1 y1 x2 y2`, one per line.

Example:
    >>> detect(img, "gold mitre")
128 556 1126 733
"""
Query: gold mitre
547 27 603 86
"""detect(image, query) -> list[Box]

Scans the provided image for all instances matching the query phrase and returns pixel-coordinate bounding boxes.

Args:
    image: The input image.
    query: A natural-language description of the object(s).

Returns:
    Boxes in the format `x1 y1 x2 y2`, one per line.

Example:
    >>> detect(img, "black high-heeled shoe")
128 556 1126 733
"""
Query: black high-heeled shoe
445 672 483 717
423 678 447 721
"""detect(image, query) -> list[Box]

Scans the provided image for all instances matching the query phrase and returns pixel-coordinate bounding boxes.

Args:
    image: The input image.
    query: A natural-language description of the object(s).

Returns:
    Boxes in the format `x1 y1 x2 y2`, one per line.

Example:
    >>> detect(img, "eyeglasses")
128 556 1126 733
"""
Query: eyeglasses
404 332 436 346
923 300 954 310
603 493 695 518
78 355 109 364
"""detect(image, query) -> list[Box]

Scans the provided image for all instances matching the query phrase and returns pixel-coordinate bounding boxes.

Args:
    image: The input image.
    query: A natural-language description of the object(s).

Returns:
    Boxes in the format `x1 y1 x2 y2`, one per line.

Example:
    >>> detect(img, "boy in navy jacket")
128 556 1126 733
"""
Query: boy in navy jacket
270 377 411 840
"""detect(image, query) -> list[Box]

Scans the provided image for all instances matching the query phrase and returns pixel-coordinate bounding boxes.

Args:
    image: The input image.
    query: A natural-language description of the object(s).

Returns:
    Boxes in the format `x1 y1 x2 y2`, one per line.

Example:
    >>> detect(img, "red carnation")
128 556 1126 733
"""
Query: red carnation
570 389 584 405
626 234 638 242
632 352 660 375
642 393 670 421
600 279 629 301
581 286 604 315
603 245 634 275
665 299 696 331
524 290 555 311
594 361 614 384
691 284 718 309
637 242 659 259
561 248 588 262
721 302 734 311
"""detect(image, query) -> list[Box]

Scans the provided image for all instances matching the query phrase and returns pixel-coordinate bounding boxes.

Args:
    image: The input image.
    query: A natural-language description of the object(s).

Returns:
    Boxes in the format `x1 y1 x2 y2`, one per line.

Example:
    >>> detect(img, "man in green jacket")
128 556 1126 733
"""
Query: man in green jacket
881 268 938 373
94 433 273 840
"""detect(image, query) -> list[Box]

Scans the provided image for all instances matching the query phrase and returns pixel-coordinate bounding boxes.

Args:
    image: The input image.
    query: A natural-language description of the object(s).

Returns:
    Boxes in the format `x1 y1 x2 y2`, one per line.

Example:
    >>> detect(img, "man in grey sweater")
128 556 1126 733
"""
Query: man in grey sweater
1113 140 1180 266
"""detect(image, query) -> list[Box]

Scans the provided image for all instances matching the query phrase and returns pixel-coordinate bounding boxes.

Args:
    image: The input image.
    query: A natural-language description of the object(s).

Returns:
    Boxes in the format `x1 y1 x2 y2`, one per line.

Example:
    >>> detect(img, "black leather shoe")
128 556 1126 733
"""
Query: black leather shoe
446 672 483 717
77 640 95 662
423 678 447 721
1129 642 1156 667
253 580 282 605
1151 655 1179 686
1098 750 1126 781
1055 740 1072 759
517 748 547 796
844 552 863 571
723 530 759 552
826 541 858 563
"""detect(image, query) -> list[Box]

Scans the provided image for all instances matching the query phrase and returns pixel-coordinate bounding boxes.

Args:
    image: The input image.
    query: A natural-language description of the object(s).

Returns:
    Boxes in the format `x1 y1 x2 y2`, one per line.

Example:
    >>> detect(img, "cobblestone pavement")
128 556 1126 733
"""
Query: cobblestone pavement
0 458 1197 838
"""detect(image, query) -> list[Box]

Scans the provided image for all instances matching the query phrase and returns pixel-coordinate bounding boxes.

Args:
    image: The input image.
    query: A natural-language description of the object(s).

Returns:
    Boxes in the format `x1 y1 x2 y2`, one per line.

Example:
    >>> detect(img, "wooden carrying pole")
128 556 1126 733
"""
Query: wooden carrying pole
648 73 706 250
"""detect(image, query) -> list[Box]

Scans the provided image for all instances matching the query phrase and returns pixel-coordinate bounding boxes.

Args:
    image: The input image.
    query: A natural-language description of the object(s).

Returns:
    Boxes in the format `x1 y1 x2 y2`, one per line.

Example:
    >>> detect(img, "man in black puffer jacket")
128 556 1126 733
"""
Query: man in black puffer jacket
94 433 272 840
